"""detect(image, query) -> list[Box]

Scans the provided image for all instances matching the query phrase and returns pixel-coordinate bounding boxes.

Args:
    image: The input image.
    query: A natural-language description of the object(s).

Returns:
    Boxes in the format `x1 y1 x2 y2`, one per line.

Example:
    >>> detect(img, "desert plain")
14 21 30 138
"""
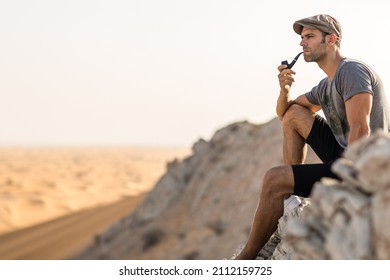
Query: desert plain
0 146 190 259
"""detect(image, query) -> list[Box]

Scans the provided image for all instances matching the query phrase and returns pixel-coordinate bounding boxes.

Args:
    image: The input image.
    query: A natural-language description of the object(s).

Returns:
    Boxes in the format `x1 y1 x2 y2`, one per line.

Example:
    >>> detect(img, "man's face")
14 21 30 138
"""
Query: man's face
300 27 328 63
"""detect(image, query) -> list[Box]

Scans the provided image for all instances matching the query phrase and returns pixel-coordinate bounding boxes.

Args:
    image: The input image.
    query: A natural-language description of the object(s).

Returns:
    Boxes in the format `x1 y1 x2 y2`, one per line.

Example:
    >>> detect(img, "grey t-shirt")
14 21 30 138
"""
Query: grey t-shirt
305 58 390 148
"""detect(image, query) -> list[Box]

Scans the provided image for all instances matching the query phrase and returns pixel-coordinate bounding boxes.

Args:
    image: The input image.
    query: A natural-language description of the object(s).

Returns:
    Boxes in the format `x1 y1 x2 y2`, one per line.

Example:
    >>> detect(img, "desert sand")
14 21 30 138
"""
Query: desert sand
0 146 190 259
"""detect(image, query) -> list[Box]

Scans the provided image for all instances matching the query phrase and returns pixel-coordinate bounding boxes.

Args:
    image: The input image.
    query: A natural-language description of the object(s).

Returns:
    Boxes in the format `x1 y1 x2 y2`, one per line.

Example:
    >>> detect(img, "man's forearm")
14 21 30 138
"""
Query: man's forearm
276 90 294 120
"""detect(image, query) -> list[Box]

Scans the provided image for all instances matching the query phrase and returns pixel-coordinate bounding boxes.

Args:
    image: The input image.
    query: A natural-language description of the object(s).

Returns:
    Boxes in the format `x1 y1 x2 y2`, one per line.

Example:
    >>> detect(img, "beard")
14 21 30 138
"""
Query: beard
303 43 327 62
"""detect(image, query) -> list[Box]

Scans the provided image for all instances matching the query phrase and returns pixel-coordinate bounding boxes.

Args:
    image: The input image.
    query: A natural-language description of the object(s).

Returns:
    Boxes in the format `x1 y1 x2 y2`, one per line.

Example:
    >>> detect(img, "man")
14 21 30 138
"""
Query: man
236 14 390 260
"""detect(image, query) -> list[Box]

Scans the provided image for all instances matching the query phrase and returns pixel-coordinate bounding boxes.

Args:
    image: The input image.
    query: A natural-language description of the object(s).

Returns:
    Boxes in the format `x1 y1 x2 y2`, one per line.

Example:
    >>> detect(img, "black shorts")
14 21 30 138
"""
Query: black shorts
291 115 345 197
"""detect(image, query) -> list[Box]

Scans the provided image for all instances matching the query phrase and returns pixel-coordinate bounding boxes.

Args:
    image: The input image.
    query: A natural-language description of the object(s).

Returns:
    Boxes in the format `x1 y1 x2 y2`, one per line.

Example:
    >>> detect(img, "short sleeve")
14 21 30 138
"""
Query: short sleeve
305 86 320 105
305 78 328 106
336 61 374 101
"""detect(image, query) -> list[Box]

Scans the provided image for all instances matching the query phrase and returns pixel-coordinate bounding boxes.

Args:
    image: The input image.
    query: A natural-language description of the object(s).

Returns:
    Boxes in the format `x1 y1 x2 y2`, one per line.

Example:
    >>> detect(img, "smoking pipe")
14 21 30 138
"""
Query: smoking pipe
281 52 303 69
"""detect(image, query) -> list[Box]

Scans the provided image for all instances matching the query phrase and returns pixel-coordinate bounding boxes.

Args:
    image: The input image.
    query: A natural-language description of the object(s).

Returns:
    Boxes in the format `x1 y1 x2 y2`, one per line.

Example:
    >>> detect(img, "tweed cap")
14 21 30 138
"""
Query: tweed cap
293 14 342 40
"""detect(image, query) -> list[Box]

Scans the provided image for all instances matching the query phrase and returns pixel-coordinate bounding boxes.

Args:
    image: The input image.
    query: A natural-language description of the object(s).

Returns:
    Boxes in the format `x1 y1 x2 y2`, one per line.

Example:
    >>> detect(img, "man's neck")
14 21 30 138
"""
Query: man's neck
318 51 344 80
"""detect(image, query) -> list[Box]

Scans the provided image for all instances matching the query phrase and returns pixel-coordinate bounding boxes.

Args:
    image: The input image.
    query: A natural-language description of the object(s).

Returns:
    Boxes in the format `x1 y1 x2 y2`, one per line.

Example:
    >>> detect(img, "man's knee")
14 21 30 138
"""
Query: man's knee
262 166 294 198
282 104 309 125
282 104 316 139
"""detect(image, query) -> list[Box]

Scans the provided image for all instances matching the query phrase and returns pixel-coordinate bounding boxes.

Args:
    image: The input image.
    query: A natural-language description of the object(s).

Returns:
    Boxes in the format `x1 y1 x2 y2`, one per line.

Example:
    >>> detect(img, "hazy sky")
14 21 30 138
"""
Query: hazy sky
1 0 389 147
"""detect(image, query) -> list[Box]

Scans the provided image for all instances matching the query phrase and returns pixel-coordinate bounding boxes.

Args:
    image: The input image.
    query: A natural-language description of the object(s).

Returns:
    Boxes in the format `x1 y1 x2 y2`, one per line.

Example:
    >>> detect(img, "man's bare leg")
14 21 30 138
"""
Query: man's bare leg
282 104 316 165
235 105 316 260
235 166 294 259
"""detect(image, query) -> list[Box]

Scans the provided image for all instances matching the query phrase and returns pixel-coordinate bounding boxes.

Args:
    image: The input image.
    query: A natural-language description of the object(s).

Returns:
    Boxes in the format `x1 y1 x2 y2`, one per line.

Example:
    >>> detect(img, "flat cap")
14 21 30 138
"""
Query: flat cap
293 14 342 40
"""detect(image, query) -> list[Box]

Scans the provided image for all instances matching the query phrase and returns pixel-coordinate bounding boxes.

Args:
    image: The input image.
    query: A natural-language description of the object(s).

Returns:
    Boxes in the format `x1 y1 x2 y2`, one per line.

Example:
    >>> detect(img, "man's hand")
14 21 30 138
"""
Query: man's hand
276 65 296 119
278 65 296 94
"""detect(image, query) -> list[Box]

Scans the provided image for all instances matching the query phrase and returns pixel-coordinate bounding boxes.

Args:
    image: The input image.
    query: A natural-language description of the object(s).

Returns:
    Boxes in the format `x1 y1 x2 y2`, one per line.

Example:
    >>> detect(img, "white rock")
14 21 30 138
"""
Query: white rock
372 188 390 259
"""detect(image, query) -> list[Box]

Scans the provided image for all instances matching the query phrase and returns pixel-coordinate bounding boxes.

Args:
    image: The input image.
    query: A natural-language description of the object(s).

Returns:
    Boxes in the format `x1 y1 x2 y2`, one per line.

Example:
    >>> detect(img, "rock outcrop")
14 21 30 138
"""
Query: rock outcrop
73 118 320 260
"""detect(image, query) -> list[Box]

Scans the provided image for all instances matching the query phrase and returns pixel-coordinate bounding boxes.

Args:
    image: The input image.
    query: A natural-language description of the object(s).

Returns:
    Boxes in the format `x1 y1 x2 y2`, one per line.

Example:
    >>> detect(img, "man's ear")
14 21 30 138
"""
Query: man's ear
328 33 338 45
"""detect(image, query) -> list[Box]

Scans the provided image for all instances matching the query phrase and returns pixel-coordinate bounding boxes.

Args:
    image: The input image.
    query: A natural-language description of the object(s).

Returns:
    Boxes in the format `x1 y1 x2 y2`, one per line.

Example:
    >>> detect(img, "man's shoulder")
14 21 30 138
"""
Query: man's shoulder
338 58 373 74
335 58 378 86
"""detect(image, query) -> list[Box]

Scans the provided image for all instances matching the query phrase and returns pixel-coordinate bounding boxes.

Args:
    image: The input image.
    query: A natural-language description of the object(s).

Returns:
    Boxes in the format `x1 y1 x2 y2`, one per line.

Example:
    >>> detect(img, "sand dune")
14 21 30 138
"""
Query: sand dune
0 146 190 259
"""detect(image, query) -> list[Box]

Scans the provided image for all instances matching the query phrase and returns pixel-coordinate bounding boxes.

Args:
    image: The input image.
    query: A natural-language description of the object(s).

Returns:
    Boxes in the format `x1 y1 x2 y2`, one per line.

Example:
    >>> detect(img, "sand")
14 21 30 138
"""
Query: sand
0 195 145 259
0 146 190 259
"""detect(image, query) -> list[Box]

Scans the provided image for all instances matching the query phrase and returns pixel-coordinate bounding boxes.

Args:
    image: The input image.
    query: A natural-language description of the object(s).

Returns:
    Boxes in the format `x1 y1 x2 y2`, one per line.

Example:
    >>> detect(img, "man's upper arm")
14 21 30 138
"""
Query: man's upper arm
294 94 321 113
345 93 372 125
345 92 372 143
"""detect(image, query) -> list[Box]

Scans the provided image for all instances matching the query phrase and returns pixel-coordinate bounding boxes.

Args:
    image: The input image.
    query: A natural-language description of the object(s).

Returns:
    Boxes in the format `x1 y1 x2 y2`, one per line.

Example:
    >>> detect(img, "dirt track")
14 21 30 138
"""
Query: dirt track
0 195 145 260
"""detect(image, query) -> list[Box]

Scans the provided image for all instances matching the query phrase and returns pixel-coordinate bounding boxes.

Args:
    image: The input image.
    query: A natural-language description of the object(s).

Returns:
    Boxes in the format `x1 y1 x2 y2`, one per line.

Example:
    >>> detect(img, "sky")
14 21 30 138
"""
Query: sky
1 0 389 147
